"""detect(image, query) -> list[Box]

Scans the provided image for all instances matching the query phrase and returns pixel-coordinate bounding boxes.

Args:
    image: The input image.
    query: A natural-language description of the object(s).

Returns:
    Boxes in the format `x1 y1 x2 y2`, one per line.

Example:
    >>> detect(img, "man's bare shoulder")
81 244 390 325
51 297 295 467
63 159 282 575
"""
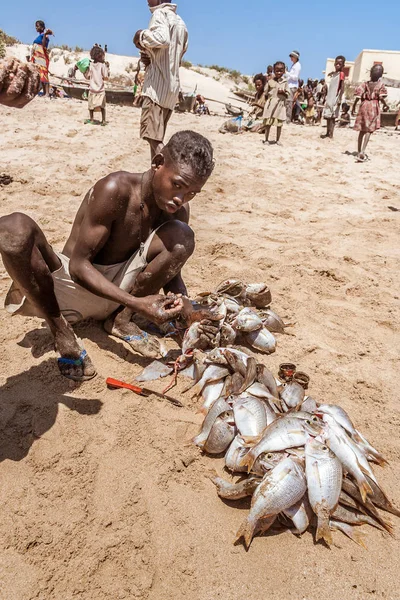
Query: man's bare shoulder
93 171 141 201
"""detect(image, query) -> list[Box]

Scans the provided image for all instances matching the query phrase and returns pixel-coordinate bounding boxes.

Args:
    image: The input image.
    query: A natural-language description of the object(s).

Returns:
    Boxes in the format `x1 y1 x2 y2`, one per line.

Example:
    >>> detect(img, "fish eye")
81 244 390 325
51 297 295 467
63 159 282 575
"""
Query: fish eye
312 416 319 422
322 445 328 451
266 453 273 459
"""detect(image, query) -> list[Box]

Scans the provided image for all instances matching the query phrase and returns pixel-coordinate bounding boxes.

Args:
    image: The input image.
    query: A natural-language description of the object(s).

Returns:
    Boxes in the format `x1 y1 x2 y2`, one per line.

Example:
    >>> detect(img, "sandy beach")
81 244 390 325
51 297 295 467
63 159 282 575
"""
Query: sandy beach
0 96 399 600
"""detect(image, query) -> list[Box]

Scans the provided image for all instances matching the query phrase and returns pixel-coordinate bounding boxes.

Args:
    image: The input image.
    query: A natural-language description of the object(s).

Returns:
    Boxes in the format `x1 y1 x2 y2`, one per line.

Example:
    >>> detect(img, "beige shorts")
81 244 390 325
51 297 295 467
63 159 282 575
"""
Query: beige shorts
88 91 106 110
5 226 162 325
140 96 172 143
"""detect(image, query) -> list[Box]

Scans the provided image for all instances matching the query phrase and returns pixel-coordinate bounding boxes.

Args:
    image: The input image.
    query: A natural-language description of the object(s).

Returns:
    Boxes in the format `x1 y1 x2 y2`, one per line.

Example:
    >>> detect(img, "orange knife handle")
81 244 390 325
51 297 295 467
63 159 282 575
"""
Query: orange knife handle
106 377 143 394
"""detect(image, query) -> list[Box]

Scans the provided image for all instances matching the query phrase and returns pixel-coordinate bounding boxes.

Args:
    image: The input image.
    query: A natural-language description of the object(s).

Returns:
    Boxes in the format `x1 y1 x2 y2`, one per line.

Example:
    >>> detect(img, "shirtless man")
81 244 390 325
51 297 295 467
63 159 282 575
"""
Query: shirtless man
0 130 215 381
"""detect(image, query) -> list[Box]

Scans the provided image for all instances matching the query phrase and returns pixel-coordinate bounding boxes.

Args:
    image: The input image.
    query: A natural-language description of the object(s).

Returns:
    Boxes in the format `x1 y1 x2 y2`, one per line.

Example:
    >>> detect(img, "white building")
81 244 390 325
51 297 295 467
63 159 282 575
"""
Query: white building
325 49 400 84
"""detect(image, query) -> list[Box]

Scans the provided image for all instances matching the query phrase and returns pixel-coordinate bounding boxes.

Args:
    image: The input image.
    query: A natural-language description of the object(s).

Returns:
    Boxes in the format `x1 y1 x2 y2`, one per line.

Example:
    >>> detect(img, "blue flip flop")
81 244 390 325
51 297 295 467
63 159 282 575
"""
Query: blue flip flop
57 349 96 382
122 332 149 343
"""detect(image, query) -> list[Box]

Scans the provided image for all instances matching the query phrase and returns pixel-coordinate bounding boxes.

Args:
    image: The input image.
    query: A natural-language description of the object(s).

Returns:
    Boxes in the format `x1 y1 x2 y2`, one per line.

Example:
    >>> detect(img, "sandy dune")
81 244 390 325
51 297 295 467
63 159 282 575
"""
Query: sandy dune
0 96 399 600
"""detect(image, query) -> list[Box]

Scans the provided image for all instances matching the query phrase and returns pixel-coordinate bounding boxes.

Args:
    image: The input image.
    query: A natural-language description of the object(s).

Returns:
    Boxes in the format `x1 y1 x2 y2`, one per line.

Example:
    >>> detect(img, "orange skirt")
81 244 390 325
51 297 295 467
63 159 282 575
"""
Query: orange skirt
32 44 50 84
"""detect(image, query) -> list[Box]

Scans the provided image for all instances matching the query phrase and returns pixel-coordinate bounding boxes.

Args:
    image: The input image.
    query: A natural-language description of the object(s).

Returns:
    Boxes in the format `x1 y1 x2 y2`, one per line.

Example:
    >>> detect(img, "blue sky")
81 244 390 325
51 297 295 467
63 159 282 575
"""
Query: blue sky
2 0 400 78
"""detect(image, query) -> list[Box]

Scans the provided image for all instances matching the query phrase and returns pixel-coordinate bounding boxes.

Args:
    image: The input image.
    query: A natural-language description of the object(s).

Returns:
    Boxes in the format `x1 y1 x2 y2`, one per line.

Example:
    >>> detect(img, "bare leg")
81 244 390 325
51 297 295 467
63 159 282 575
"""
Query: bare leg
263 125 271 143
276 126 283 144
357 132 364 154
361 132 371 155
104 220 195 357
0 213 96 380
101 108 106 125
146 138 164 161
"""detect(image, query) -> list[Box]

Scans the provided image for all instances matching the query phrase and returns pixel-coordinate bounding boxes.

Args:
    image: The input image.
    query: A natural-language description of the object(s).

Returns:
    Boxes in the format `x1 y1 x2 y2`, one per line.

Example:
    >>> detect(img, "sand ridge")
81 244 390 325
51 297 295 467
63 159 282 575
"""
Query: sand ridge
0 97 399 599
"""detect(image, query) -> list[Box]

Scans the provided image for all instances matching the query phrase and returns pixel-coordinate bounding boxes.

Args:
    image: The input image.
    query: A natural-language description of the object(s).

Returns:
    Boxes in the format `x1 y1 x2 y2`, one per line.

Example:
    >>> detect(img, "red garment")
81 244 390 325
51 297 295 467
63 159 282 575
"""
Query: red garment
354 81 387 133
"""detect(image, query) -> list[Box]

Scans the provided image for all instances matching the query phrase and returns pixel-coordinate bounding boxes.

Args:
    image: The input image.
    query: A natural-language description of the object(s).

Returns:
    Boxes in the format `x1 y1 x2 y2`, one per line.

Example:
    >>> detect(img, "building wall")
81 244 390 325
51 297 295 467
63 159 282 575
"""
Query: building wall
352 50 400 83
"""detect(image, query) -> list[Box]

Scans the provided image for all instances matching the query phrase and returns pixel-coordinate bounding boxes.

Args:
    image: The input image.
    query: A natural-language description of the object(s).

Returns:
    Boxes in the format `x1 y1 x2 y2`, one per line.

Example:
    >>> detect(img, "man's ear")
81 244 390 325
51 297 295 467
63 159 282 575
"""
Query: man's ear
151 153 166 171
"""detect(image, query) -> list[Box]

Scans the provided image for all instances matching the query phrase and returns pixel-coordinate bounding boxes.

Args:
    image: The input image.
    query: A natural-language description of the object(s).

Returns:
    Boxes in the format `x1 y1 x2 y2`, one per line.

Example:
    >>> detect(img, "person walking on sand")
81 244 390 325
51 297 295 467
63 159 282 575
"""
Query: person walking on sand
321 55 346 140
352 64 389 162
31 20 53 98
133 0 188 159
286 50 301 123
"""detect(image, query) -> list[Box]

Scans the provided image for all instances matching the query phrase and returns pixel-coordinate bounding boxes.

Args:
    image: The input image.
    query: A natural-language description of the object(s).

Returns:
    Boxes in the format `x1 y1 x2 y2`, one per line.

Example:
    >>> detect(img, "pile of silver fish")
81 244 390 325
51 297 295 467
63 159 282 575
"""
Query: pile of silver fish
189 348 400 549
182 279 292 356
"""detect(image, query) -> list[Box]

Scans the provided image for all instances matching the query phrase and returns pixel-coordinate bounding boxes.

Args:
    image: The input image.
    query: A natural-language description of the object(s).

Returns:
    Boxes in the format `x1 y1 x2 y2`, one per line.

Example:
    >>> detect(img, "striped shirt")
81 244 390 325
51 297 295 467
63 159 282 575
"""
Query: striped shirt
140 3 188 110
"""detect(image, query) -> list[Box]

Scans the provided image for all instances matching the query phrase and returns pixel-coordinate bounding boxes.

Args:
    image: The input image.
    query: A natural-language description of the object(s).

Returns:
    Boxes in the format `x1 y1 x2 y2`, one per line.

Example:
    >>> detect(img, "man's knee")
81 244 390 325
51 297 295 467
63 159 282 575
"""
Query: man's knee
161 221 195 262
0 212 37 255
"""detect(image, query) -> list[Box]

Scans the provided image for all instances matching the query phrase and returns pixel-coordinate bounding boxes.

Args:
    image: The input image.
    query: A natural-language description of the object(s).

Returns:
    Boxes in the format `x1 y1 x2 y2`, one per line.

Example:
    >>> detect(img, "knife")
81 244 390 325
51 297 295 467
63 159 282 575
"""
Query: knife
106 377 183 408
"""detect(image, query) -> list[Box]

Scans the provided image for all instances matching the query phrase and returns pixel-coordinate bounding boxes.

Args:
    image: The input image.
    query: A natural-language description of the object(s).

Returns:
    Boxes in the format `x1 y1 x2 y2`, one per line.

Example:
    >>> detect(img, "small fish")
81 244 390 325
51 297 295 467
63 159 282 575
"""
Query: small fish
281 381 305 409
220 322 237 346
204 347 229 366
316 404 357 437
136 360 173 382
341 476 400 518
233 308 264 332
305 437 343 546
235 457 307 548
251 451 287 475
225 435 249 473
333 504 391 534
338 491 394 535
200 379 225 414
231 372 245 395
224 297 242 315
212 476 261 500
262 309 287 334
204 412 236 454
283 495 312 535
193 398 231 449
233 396 268 439
256 364 279 398
245 283 272 308
246 383 282 410
330 520 368 549
215 279 246 299
352 429 388 466
191 365 230 397
182 322 202 354
238 356 258 393
246 327 276 354
301 396 319 412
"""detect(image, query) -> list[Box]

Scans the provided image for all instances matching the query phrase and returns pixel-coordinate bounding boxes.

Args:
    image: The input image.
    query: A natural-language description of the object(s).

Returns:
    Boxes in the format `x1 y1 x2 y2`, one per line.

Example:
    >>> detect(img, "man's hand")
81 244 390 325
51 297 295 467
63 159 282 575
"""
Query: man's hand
140 52 151 68
135 294 184 325
178 296 223 327
0 58 40 108
133 30 143 49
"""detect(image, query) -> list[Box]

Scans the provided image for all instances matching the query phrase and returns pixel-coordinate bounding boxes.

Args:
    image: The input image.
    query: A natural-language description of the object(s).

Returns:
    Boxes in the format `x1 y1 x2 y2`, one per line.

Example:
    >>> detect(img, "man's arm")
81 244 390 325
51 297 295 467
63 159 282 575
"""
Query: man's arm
163 204 190 295
68 175 183 323
138 11 170 50
0 58 41 108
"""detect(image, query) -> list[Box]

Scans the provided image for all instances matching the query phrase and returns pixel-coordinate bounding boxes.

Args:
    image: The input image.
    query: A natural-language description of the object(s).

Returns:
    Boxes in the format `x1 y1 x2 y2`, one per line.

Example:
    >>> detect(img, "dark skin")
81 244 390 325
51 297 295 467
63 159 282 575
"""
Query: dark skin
0 153 215 380
263 64 288 145
322 57 345 139
352 65 389 161
0 57 41 108
34 22 53 98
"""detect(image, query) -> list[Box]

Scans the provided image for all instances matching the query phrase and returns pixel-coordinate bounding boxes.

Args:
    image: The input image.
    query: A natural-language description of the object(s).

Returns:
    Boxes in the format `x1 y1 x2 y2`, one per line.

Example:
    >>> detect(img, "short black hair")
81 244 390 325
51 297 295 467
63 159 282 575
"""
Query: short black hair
336 55 346 63
342 102 350 111
163 131 214 180
90 45 105 62
253 73 266 86
274 61 286 69
36 20 45 29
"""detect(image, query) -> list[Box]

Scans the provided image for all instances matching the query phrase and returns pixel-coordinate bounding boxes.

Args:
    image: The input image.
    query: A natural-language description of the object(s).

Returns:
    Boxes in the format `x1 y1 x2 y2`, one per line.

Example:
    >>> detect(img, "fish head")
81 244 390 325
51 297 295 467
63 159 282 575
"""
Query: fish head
303 417 324 437
305 436 336 460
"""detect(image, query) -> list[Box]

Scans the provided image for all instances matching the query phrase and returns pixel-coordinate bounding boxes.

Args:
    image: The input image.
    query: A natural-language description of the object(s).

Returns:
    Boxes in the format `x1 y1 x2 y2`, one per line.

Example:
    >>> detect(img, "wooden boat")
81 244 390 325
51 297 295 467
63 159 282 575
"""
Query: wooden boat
381 110 398 128
62 85 135 106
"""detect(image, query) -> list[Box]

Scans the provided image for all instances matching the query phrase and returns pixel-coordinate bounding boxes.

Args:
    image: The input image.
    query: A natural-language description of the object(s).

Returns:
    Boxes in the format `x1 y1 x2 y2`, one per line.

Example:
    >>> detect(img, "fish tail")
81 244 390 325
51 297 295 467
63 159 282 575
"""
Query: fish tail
316 516 333 547
192 434 205 449
357 477 374 503
331 520 368 549
234 515 257 549
238 449 256 473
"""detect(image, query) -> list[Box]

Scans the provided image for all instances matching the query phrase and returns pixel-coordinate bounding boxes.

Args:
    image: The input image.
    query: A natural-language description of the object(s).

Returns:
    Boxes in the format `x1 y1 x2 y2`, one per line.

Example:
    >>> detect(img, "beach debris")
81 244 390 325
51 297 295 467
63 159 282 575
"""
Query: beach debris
186 354 399 549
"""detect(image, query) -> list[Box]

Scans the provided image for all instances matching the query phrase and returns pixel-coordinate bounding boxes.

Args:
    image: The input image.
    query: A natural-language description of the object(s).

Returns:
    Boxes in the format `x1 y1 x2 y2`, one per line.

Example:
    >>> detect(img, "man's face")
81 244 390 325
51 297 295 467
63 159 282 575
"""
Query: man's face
147 0 160 8
255 79 263 92
335 58 344 72
152 158 208 214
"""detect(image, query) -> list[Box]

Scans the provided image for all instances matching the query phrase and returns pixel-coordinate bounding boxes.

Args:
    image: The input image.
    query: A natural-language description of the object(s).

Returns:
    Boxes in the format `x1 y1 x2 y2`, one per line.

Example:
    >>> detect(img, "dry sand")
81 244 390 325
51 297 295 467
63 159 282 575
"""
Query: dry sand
0 96 400 600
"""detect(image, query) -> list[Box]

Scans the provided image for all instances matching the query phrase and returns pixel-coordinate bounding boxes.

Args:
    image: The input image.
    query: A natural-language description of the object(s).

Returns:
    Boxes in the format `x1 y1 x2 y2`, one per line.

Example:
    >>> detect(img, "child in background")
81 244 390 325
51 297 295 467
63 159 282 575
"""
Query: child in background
262 61 289 145
304 90 315 124
352 64 389 162
322 55 346 139
338 103 351 127
82 46 110 125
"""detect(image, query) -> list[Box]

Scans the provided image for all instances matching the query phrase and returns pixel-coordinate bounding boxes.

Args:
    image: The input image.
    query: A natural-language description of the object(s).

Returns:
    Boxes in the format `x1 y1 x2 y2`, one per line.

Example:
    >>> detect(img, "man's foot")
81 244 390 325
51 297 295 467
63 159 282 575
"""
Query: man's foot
320 133 330 139
104 316 161 358
54 322 97 382
84 119 96 125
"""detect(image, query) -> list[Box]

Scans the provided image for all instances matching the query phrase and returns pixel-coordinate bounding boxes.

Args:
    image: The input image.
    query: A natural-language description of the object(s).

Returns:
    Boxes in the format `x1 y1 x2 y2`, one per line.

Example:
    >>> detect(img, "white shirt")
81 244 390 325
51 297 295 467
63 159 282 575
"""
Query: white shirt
140 3 188 110
286 61 302 89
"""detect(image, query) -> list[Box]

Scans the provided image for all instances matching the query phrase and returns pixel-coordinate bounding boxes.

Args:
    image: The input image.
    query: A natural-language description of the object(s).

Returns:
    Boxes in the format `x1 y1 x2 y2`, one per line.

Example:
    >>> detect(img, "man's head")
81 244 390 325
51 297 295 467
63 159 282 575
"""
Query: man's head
334 55 346 72
289 51 300 64
147 0 171 7
151 131 214 214
274 61 286 79
253 73 266 93
342 102 350 113
35 20 45 32
370 64 384 82
90 45 105 63
267 65 273 75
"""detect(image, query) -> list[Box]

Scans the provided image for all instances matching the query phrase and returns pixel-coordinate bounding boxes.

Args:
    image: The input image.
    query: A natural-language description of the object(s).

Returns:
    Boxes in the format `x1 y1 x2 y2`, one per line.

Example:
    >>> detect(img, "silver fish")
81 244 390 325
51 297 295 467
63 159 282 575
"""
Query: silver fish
182 322 202 354
316 404 357 436
283 495 312 535
246 327 276 354
341 476 400 518
193 398 231 449
281 381 305 409
220 322 237 346
233 395 268 439
225 435 249 473
212 476 261 500
333 504 390 534
305 437 343 546
224 297 242 315
256 364 279 398
191 365 230 396
330 520 368 549
238 356 258 393
251 451 287 475
215 278 246 299
233 308 264 332
204 412 236 454
338 491 393 535
235 457 307 548
352 429 388 466
136 360 173 382
245 283 272 309
262 309 287 334
301 396 319 412
200 379 225 415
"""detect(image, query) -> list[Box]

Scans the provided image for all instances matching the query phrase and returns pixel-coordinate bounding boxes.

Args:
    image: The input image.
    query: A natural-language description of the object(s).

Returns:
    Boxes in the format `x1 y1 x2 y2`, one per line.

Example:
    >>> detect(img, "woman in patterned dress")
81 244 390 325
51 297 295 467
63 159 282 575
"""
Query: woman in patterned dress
352 64 389 162
31 21 53 98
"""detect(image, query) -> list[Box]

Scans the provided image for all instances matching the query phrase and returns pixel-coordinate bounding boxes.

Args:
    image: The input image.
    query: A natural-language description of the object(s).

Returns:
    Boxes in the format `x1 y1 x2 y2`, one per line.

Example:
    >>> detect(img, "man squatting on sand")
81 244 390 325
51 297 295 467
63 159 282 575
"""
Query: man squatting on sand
134 0 188 159
0 125 216 382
